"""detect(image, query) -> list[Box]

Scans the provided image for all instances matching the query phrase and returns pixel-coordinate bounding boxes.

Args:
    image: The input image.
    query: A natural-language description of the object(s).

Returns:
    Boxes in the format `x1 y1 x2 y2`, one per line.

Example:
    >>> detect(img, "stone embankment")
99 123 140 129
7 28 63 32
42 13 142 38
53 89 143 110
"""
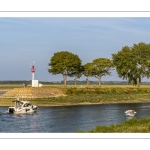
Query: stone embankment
2 87 66 98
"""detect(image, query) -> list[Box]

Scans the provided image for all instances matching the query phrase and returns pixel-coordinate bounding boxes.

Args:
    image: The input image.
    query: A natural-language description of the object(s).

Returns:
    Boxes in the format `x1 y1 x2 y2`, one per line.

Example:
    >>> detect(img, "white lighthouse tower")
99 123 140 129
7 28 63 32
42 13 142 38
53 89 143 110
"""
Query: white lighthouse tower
31 62 35 80
31 62 39 87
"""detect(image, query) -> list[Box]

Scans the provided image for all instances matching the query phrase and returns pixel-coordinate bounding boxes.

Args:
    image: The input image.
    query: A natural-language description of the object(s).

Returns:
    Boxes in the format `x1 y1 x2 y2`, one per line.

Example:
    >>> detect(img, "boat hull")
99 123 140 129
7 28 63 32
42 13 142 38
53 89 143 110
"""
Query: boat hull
125 110 136 117
8 106 38 114
7 99 38 114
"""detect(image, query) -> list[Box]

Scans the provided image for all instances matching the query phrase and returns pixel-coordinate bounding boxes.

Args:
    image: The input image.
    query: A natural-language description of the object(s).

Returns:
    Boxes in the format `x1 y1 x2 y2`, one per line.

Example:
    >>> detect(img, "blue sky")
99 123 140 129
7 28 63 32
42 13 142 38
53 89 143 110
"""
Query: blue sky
1 17 150 82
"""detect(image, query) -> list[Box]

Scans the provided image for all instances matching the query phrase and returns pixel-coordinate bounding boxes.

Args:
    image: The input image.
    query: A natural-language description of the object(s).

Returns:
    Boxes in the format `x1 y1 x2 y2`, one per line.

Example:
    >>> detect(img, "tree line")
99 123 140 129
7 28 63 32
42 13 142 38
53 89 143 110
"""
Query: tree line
48 42 150 87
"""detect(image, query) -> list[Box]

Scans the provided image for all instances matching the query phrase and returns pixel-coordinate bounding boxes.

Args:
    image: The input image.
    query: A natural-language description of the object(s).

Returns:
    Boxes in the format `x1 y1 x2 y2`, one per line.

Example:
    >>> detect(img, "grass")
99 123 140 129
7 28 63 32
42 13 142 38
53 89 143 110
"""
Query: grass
64 86 150 95
77 117 150 133
1 84 150 106
0 84 26 89
1 93 150 106
0 83 150 89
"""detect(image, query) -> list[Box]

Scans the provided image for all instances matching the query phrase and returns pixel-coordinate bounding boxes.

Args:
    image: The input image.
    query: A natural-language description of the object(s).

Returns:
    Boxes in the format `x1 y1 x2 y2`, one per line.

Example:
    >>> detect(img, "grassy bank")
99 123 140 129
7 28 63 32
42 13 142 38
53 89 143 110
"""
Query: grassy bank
1 93 150 106
78 117 150 133
1 85 150 106
64 86 150 95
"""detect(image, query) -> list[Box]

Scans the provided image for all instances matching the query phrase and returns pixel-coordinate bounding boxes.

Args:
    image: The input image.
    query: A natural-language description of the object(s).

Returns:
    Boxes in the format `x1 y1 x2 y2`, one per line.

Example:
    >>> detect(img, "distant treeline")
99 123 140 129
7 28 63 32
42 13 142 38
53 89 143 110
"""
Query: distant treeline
0 80 150 85
0 80 32 84
63 80 150 85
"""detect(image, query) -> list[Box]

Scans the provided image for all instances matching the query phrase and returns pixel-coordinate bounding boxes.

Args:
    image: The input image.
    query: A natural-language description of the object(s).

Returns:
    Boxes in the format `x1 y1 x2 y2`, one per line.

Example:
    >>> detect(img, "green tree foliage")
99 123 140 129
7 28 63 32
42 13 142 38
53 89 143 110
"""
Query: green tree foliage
48 51 82 86
92 58 114 86
112 42 150 87
83 63 96 85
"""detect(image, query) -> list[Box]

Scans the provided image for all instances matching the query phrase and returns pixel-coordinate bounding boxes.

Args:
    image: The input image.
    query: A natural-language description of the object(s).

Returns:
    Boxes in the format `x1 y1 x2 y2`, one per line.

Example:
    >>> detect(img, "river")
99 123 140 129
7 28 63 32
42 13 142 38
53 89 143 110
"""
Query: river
0 102 150 133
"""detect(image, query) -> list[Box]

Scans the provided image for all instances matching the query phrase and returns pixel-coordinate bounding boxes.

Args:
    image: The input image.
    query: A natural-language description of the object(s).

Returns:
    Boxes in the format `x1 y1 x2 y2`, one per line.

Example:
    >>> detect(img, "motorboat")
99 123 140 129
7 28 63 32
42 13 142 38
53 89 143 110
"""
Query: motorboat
7 98 38 114
125 110 136 117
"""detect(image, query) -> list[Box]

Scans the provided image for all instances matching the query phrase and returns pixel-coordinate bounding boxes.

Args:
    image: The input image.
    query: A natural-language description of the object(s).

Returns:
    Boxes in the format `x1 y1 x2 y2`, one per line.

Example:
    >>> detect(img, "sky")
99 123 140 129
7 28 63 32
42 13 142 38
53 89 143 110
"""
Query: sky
1 17 150 82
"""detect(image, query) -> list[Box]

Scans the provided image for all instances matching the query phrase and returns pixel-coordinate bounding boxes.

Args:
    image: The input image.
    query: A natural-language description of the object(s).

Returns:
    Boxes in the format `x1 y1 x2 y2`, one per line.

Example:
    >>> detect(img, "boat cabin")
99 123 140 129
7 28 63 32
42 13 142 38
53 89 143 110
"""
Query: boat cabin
12 99 31 108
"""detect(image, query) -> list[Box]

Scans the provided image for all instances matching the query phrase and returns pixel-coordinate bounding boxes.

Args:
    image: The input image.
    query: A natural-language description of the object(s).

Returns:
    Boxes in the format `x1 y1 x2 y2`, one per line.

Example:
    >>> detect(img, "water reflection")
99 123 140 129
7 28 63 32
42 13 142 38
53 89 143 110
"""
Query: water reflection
0 103 150 132
126 116 136 120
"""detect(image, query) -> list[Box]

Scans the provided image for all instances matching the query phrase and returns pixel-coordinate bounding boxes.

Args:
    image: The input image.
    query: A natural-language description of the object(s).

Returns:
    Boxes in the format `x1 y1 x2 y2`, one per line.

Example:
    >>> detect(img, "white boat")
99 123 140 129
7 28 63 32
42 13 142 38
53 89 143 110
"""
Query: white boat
125 110 136 117
7 98 38 114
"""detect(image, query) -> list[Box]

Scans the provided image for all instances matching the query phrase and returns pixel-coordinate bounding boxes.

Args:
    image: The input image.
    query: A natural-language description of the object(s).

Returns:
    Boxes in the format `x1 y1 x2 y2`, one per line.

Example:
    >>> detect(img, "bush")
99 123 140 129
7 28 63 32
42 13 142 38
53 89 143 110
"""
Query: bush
65 87 150 96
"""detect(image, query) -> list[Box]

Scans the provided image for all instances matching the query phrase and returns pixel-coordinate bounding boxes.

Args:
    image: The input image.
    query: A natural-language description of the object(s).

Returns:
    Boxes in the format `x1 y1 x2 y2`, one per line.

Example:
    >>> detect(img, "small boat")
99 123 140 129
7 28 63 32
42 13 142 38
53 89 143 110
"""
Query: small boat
125 110 136 117
7 98 38 114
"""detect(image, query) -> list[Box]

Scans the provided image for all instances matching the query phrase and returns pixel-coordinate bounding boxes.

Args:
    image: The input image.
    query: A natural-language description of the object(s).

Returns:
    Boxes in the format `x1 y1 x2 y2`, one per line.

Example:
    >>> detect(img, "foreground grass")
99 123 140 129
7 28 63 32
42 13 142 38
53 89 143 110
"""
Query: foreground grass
78 118 150 133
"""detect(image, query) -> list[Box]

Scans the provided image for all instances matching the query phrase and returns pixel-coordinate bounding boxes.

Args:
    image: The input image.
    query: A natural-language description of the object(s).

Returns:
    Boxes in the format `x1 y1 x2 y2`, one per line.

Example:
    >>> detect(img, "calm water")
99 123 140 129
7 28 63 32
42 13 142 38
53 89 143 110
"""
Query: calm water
0 103 150 133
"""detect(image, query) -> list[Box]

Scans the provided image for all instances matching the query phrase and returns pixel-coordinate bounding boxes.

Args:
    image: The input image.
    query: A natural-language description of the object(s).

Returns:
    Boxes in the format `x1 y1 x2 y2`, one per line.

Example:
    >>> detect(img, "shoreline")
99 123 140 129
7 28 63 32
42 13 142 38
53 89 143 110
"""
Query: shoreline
1 86 150 107
0 99 150 107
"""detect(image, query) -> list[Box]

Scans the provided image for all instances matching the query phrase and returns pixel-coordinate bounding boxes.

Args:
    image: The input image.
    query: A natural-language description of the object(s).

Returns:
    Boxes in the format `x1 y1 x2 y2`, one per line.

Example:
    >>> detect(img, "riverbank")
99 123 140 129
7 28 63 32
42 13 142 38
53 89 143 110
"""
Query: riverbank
1 94 150 106
1 86 150 106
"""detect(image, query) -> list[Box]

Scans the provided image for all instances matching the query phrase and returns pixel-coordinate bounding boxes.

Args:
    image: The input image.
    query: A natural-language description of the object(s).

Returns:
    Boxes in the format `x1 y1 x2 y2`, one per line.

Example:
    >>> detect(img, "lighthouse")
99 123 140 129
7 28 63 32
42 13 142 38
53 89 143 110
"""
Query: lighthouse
31 62 39 87
31 64 35 80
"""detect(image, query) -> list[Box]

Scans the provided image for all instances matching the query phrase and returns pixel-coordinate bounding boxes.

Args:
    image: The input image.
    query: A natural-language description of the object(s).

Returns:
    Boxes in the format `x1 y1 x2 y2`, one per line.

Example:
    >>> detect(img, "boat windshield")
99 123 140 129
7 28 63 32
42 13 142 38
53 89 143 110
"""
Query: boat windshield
14 101 23 108
23 103 32 107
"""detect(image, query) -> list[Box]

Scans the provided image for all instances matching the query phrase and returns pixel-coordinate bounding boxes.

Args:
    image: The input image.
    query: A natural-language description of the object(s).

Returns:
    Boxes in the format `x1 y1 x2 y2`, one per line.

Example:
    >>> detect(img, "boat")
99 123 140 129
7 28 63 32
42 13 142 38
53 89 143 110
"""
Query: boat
7 98 38 114
125 110 136 117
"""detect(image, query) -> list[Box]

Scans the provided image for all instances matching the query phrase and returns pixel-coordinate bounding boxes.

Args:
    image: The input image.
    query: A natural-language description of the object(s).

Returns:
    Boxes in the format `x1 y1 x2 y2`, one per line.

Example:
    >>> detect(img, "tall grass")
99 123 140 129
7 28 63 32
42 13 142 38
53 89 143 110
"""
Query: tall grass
65 87 150 95
78 118 150 133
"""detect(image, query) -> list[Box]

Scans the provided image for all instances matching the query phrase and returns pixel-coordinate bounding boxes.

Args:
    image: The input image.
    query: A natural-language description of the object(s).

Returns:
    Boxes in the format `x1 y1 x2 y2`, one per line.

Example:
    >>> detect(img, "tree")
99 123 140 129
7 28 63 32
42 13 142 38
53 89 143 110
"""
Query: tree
92 58 114 86
48 51 82 86
112 46 133 82
70 66 83 86
112 42 150 87
83 63 95 85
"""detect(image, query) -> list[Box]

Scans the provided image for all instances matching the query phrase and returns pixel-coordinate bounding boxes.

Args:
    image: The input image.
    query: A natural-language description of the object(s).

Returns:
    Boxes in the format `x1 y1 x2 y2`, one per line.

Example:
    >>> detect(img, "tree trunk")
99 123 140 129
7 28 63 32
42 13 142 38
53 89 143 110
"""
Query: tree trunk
98 76 102 86
86 77 89 86
63 74 67 86
136 77 140 87
74 76 77 86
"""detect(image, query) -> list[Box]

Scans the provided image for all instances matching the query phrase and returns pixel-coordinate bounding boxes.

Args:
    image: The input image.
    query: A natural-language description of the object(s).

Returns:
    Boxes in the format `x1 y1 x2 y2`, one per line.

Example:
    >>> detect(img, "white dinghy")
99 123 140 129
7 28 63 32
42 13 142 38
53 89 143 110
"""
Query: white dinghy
125 110 136 117
7 98 38 114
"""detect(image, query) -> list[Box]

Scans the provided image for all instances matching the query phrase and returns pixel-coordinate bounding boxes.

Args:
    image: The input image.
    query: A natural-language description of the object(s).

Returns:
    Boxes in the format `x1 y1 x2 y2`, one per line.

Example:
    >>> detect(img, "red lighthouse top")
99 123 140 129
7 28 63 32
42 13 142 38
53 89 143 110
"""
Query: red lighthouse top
31 65 35 73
